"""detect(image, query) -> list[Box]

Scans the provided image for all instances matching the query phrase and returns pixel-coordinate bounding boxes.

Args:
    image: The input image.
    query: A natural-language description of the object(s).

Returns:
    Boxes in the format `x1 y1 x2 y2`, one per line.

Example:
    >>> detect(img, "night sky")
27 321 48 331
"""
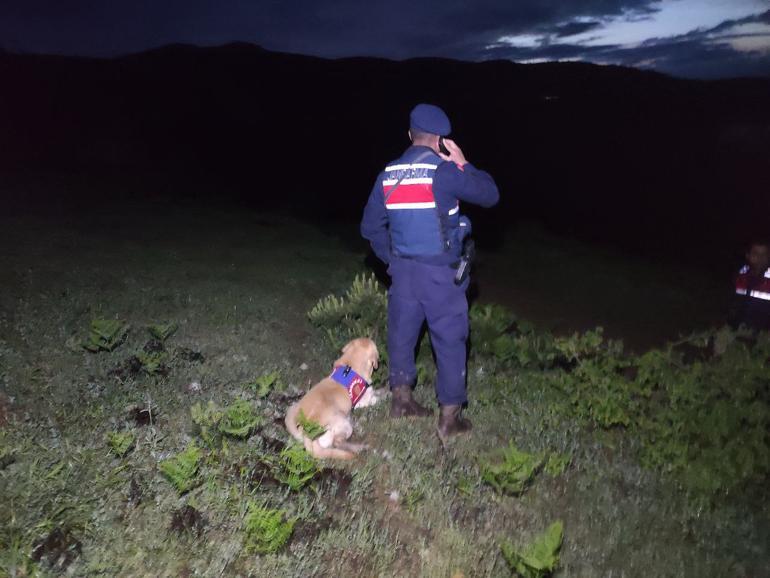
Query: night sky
1 0 769 78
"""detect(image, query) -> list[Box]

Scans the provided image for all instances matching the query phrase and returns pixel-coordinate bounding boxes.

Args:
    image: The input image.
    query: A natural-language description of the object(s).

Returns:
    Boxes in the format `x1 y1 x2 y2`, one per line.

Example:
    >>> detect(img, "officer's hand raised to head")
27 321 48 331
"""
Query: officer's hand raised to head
438 138 468 167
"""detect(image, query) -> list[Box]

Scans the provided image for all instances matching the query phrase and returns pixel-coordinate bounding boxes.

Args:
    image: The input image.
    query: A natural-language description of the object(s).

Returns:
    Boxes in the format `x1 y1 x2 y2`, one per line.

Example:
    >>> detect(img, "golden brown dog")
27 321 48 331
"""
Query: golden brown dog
285 337 383 459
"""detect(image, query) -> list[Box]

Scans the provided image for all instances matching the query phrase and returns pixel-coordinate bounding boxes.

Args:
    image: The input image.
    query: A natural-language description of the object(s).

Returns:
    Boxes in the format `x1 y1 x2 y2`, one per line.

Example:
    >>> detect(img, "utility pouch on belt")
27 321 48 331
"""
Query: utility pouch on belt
454 238 475 285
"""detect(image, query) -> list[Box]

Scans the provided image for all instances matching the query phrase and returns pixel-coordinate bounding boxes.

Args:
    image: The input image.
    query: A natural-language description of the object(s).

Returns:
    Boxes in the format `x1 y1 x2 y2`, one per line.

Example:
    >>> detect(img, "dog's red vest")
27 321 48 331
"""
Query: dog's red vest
330 365 369 407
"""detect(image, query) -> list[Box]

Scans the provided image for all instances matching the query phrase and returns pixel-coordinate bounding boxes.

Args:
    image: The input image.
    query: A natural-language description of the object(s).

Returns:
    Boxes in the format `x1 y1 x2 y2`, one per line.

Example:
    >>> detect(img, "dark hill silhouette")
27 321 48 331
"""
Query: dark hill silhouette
1 43 768 258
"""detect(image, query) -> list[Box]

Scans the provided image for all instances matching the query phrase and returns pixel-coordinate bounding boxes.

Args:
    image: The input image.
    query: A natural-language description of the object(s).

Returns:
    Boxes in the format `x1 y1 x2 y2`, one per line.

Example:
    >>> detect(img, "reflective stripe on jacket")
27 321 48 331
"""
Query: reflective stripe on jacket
383 148 455 257
735 266 770 301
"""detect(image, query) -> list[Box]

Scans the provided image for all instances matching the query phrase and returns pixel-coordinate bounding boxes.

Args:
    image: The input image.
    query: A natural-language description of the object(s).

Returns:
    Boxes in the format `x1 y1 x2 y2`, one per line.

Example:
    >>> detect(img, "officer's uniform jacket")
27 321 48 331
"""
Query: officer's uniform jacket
731 265 770 331
360 145 498 265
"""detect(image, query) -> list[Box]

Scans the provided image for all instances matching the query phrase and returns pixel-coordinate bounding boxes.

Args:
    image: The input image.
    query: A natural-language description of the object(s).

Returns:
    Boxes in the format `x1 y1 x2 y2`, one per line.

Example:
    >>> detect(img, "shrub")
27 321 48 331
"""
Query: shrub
549 328 634 428
308 273 387 355
501 521 564 578
481 443 543 495
632 330 770 497
542 326 770 498
160 444 202 494
242 502 295 554
492 332 559 369
82 318 129 352
469 303 515 355
309 273 438 379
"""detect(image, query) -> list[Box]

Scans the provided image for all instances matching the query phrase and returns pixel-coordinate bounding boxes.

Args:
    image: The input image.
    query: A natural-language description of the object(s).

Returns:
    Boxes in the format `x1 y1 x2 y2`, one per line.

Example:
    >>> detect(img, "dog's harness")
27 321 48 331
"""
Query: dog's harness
330 365 369 407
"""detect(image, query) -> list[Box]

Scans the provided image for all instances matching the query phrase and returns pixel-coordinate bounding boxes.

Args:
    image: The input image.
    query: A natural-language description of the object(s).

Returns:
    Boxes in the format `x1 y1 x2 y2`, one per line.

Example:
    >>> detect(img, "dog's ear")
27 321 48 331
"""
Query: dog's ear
334 341 354 368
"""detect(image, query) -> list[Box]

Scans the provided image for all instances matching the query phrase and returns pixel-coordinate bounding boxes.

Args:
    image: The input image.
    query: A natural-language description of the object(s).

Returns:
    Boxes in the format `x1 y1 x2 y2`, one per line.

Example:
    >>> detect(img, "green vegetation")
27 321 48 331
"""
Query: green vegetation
244 371 283 398
308 273 387 353
539 327 770 497
191 401 224 447
481 443 543 495
218 399 263 438
242 502 295 554
147 321 178 341
274 443 320 491
2 210 767 577
502 521 564 578
461 297 770 499
296 409 326 440
106 431 135 458
137 350 168 375
159 444 202 494
543 452 571 477
82 318 129 352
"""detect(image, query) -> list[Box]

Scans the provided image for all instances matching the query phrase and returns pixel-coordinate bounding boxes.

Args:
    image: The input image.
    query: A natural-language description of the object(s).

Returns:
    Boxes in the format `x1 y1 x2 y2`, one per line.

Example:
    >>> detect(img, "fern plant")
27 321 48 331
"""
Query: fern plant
147 322 178 341
218 399 263 438
501 521 564 578
82 318 129 352
106 431 135 458
543 452 571 477
242 502 295 554
275 443 320 491
244 371 282 398
137 350 168 375
191 401 224 447
481 443 543 495
159 444 202 494
296 409 326 440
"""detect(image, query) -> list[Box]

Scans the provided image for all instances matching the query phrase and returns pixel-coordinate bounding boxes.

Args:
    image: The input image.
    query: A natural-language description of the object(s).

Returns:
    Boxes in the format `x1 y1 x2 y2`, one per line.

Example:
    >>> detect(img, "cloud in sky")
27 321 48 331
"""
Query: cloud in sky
0 0 768 78
485 1 770 77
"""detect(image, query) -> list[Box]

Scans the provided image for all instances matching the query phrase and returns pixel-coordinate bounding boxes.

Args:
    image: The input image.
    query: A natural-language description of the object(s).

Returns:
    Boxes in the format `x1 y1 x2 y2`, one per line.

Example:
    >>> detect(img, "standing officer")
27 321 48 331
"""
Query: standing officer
360 103 499 440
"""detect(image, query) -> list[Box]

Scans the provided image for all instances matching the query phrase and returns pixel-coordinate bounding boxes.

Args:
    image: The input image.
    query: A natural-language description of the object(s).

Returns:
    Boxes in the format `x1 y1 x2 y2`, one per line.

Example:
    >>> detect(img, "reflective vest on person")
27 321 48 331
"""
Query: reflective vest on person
735 265 770 301
382 148 460 258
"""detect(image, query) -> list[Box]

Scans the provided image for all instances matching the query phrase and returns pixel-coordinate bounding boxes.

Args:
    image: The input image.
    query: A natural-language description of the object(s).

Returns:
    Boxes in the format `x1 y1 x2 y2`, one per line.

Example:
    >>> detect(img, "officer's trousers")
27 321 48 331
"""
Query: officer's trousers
387 257 469 406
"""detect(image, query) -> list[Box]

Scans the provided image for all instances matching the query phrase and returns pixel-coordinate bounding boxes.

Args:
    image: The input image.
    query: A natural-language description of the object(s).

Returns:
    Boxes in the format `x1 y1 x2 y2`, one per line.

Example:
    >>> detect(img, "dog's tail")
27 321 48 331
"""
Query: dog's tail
284 403 304 441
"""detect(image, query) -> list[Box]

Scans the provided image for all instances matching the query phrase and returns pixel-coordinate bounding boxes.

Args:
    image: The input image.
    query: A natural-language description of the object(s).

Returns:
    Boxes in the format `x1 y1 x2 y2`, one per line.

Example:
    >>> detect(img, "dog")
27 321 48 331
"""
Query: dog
285 337 384 459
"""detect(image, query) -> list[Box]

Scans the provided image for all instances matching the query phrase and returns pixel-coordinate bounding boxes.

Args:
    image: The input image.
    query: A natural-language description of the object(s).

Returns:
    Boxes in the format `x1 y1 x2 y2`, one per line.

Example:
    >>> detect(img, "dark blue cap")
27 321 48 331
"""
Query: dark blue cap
409 103 451 136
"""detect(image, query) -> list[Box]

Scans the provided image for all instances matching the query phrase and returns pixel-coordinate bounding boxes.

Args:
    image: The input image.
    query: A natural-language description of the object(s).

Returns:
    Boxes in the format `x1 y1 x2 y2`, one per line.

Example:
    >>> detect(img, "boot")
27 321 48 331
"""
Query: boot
437 405 472 440
390 385 432 418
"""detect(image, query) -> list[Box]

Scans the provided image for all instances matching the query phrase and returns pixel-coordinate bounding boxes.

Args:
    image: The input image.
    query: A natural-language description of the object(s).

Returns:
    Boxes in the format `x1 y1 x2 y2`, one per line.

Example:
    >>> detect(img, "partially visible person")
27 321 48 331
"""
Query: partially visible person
728 239 770 332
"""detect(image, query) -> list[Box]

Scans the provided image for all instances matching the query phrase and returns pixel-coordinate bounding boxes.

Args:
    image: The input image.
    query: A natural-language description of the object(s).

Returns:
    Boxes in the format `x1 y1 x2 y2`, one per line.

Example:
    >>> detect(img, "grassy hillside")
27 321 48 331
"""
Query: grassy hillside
0 202 767 577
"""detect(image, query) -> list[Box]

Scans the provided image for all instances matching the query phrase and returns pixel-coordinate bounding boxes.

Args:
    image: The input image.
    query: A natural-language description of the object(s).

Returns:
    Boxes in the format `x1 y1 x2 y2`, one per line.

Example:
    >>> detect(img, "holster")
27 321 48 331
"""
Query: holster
454 238 476 285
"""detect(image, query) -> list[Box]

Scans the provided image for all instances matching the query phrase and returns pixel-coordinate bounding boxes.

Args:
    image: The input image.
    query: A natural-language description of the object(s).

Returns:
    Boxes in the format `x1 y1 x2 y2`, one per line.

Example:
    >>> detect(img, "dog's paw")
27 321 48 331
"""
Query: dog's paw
357 387 388 408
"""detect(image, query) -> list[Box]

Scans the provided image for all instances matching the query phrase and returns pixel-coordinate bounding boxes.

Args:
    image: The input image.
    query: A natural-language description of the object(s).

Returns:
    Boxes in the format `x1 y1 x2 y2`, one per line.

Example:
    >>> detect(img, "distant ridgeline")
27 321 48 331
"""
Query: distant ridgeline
0 43 768 254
